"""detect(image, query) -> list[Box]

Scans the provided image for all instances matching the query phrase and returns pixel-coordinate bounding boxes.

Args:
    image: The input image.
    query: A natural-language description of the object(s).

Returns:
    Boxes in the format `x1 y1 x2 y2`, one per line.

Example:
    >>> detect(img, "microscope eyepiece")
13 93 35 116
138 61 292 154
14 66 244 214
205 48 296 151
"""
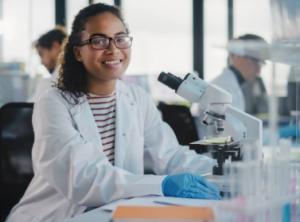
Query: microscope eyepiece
158 72 183 91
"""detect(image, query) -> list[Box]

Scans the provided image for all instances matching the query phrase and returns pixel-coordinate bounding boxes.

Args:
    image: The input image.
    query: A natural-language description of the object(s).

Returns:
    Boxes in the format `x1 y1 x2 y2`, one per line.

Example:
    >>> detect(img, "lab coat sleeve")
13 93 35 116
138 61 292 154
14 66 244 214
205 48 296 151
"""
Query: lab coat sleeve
141 90 216 176
32 90 165 207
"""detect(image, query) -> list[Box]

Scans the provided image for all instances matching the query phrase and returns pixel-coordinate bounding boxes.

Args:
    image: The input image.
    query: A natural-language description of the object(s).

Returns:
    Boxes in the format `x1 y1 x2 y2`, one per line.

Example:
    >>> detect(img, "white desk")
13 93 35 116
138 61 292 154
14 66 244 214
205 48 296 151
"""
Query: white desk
64 196 221 222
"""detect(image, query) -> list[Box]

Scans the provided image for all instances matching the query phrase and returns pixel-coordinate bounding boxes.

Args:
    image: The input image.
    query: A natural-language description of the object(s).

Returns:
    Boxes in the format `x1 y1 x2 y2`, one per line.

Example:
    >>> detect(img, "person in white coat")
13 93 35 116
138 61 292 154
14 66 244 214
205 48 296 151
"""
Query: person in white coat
29 28 67 102
212 34 269 113
6 3 220 222
193 34 268 141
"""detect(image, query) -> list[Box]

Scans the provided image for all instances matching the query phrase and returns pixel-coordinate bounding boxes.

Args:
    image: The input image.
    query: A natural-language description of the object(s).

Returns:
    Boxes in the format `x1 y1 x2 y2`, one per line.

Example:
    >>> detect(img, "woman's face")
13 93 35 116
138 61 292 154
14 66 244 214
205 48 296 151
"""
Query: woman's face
75 12 131 85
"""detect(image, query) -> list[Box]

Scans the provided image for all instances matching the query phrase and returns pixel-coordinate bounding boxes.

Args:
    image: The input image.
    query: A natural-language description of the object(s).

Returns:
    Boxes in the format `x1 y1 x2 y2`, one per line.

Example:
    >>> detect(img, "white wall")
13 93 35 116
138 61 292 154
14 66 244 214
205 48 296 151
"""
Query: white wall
2 0 54 63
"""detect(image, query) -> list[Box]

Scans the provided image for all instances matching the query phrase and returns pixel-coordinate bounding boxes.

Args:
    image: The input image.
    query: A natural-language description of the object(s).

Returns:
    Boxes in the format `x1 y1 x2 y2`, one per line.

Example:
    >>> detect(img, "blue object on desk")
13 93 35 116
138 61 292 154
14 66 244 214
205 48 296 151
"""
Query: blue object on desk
279 124 300 138
162 173 221 200
282 203 291 222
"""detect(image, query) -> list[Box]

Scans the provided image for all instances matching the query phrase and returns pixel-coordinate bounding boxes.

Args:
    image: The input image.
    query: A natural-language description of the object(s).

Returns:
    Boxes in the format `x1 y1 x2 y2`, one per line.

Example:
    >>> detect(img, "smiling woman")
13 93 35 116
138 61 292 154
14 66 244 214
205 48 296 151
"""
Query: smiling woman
71 12 131 95
6 3 220 222
57 4 131 101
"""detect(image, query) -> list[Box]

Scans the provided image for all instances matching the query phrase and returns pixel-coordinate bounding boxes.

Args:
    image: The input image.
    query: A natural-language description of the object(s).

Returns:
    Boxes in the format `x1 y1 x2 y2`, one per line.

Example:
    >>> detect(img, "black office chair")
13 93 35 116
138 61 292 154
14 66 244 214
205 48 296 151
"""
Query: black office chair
157 102 199 145
0 102 34 221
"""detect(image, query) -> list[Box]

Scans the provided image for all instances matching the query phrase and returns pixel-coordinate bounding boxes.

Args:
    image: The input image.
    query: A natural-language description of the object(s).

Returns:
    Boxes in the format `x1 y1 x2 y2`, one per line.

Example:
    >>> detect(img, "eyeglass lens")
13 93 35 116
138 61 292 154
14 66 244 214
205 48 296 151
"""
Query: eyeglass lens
90 36 132 49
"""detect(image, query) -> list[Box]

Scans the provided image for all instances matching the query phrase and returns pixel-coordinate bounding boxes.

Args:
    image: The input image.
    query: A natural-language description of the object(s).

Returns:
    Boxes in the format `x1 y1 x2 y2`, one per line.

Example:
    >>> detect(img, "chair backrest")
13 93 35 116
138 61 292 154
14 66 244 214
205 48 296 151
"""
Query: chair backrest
157 102 199 145
0 102 34 221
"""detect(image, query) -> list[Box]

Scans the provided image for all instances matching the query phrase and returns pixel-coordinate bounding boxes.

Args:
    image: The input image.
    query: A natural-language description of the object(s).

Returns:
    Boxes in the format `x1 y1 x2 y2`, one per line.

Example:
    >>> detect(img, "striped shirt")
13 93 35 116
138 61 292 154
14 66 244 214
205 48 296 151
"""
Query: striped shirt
87 92 116 165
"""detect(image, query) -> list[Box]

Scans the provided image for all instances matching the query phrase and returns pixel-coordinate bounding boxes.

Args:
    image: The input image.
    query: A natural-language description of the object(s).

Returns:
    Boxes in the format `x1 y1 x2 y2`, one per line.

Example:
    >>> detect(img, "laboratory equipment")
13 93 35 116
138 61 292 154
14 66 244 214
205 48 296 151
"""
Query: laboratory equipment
214 149 300 222
190 140 241 175
158 71 263 174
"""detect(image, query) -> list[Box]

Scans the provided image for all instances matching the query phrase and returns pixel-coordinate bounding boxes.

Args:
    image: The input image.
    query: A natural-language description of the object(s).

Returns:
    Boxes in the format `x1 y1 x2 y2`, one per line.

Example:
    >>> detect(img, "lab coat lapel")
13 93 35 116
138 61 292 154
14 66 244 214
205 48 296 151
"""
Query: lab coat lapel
69 82 138 169
71 96 102 149
114 81 137 169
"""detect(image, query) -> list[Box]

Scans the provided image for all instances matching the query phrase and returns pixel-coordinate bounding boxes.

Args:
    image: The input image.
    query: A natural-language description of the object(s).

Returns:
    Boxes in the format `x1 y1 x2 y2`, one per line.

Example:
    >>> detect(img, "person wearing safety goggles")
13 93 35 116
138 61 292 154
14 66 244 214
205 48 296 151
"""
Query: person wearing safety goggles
212 34 269 115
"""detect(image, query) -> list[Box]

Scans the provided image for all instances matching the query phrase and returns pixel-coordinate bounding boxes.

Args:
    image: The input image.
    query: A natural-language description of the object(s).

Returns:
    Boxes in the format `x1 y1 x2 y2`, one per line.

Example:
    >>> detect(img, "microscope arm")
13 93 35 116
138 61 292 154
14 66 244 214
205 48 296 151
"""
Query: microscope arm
227 105 263 160
158 71 263 160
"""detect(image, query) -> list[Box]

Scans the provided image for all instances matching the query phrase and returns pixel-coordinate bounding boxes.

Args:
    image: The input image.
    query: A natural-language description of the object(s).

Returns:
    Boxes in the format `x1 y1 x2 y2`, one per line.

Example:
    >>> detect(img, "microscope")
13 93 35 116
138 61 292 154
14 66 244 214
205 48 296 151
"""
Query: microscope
158 72 263 176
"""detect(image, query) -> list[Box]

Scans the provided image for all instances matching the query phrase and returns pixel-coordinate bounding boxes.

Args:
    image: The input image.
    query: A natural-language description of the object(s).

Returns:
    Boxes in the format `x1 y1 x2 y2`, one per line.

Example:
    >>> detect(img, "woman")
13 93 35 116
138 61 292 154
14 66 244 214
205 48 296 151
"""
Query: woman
7 3 220 222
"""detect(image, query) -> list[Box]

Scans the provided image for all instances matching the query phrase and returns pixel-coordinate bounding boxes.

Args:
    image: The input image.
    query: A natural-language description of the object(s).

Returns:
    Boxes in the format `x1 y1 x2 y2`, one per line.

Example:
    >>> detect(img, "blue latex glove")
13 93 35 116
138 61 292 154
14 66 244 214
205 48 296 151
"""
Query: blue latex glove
278 124 299 138
162 173 221 200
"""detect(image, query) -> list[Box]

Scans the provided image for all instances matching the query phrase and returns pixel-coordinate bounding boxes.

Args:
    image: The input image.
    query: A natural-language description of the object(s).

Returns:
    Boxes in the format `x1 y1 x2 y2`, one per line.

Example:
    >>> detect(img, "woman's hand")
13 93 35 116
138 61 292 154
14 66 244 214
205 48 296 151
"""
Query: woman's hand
162 173 221 200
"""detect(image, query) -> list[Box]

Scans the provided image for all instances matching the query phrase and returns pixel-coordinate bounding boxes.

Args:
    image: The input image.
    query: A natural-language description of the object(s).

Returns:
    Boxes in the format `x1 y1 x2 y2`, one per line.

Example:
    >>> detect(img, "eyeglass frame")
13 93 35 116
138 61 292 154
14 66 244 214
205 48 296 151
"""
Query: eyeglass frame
76 33 133 50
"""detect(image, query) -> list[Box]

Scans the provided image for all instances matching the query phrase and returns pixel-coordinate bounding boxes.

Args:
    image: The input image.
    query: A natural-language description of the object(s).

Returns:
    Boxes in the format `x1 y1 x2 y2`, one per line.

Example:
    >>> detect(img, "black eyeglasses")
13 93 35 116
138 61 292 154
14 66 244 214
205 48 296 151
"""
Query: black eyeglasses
78 34 133 50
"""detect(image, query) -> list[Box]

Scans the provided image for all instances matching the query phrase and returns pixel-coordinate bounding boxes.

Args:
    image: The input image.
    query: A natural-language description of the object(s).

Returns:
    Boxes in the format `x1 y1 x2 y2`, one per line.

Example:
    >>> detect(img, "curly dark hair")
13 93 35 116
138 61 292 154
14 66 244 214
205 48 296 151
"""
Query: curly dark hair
56 3 128 104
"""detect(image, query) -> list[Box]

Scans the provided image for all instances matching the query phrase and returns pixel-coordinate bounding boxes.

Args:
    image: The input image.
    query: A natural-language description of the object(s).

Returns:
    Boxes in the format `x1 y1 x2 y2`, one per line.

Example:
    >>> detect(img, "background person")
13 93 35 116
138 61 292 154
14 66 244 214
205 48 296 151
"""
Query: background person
29 28 67 101
192 34 269 141
7 3 220 222
212 34 269 115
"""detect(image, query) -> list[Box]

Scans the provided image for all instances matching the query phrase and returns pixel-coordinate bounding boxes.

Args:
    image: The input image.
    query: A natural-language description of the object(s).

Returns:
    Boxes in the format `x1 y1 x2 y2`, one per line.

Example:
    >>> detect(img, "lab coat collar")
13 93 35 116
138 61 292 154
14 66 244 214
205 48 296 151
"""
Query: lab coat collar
71 95 102 155
69 80 137 169
114 80 139 169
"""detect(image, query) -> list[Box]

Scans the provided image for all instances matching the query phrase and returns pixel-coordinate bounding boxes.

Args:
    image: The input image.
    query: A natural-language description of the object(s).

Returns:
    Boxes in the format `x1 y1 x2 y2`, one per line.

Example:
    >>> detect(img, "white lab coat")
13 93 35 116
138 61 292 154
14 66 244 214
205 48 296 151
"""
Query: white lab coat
28 68 59 102
7 80 215 222
212 67 245 111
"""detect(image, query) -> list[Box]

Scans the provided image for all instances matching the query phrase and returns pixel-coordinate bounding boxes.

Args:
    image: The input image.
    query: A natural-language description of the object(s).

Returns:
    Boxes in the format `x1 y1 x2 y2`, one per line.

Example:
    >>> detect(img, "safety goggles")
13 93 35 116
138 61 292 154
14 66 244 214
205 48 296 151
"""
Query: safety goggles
246 56 266 67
